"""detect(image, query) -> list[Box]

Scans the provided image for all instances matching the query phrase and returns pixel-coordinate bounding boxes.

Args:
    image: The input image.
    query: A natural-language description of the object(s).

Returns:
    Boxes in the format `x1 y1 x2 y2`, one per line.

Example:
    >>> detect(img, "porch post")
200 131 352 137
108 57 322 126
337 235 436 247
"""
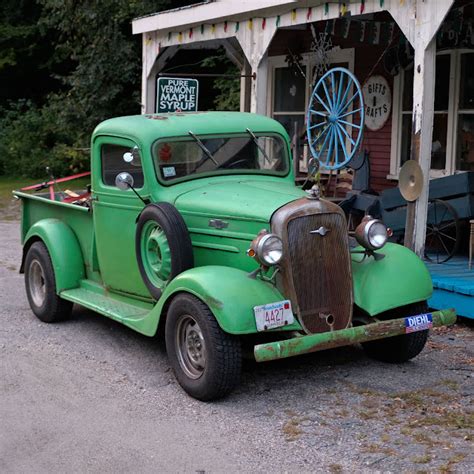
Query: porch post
250 54 269 115
240 59 251 112
404 39 436 254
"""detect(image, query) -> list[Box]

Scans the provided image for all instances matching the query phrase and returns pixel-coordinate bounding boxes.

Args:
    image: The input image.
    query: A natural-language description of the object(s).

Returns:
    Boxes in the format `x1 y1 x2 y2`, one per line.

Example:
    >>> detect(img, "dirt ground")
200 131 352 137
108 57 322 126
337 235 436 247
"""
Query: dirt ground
0 200 473 472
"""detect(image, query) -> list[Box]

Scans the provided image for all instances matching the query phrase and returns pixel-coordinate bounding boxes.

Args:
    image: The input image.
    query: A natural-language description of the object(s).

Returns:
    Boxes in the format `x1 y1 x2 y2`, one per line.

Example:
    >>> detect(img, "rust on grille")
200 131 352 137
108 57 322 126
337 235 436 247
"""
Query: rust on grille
272 198 353 334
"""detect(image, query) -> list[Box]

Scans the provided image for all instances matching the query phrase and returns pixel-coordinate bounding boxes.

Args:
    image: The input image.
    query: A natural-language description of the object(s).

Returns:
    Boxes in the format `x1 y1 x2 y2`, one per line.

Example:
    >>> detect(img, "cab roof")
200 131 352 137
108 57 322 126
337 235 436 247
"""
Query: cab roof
92 112 289 146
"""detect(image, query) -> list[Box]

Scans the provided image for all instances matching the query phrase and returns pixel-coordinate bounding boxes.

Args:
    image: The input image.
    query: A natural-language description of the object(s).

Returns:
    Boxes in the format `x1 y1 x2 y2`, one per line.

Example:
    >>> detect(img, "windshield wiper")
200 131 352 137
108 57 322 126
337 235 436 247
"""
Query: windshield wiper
188 131 218 166
246 128 271 165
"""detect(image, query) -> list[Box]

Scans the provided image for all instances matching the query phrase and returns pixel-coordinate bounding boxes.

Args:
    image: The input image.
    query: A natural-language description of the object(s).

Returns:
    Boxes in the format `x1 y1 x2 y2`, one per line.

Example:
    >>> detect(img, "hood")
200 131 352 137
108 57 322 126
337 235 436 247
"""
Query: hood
174 179 305 224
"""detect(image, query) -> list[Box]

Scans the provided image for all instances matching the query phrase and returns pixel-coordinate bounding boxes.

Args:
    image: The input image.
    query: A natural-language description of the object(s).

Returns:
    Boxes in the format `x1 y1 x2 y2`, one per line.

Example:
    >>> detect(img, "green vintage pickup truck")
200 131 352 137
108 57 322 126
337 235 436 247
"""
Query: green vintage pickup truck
15 112 455 400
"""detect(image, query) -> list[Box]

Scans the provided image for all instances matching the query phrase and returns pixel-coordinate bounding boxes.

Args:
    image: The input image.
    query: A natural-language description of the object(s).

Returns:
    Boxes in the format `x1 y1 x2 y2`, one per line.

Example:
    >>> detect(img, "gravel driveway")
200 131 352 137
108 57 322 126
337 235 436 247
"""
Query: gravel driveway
0 218 473 473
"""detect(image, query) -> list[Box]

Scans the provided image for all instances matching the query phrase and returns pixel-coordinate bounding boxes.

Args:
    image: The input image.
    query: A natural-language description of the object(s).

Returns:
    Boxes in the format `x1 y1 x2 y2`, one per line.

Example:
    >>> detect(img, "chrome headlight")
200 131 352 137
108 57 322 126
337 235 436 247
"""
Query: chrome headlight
355 217 388 251
248 231 283 266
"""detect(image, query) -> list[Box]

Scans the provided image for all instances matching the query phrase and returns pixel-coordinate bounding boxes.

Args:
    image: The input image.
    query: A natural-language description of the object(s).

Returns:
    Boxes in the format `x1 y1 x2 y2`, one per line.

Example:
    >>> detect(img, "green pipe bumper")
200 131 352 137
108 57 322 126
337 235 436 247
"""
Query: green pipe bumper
254 308 456 363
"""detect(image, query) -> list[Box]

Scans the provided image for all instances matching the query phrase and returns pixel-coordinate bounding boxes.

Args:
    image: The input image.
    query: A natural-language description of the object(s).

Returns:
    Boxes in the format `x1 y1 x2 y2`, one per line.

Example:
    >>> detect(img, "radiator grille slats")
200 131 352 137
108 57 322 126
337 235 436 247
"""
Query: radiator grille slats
286 213 352 334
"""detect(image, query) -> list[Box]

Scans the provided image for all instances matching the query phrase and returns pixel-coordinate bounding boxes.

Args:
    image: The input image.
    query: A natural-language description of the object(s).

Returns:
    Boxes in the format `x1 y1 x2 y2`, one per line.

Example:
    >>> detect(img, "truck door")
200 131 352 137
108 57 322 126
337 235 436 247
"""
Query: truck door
92 136 151 298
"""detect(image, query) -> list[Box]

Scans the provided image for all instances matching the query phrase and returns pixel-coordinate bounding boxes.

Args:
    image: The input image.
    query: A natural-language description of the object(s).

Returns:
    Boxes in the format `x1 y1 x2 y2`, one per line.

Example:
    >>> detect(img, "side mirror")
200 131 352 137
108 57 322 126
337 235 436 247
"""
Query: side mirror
115 172 134 191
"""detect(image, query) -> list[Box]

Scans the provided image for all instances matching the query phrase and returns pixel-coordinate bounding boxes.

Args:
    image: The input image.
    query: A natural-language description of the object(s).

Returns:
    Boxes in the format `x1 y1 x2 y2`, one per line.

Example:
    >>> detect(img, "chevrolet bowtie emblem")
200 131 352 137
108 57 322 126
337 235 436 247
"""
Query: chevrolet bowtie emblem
310 226 330 236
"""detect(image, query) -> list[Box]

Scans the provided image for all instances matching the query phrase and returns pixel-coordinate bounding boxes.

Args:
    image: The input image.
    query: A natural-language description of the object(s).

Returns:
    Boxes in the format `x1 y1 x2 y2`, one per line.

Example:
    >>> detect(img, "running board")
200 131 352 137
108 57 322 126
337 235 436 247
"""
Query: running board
61 287 151 323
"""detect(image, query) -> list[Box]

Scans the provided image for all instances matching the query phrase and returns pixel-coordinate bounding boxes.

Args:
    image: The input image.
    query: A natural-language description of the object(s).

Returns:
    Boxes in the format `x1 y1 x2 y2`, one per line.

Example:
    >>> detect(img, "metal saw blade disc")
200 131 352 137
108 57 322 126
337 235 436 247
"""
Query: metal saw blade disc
398 160 424 202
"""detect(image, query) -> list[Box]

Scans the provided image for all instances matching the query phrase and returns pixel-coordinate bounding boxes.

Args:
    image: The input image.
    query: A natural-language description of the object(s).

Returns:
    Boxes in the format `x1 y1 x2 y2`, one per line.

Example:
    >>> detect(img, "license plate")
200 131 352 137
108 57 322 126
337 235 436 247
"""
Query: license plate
254 300 294 332
404 312 433 333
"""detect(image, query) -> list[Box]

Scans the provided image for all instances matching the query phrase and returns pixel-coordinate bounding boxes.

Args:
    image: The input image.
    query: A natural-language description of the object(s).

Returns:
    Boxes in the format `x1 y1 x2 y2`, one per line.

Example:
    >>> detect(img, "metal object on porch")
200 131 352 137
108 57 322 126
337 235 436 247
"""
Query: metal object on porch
399 160 424 202
306 67 364 171
344 172 474 264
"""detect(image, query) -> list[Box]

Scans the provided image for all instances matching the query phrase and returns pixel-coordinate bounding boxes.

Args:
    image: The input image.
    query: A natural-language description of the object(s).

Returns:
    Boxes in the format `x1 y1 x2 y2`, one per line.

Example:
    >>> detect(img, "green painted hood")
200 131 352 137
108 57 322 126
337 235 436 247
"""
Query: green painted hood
174 179 305 223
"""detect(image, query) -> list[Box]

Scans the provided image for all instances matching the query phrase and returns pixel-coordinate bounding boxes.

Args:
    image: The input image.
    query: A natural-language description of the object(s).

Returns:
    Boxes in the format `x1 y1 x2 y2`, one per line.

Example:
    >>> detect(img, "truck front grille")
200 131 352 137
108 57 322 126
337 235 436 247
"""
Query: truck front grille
286 212 353 334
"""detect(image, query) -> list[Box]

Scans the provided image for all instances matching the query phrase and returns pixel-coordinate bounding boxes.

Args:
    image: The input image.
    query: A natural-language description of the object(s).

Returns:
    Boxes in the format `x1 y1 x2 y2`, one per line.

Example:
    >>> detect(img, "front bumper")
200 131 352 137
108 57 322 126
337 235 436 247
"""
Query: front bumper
254 308 456 362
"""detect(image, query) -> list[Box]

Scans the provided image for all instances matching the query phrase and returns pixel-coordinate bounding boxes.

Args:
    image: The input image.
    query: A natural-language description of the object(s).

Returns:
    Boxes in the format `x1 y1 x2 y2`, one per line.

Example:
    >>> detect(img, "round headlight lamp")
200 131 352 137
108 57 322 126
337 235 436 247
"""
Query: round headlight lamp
355 217 388 251
248 231 283 266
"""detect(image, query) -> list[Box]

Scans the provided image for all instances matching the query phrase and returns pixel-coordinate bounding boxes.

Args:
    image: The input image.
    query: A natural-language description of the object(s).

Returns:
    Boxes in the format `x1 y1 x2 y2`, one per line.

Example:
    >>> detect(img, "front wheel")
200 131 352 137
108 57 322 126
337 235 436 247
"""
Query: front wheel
24 241 73 323
361 302 430 363
165 294 241 401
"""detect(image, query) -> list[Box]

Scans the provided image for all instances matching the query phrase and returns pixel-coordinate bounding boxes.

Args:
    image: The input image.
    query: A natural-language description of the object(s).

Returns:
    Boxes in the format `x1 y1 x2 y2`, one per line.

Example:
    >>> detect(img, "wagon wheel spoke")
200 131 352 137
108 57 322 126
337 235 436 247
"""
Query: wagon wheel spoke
335 73 345 111
324 127 336 166
321 79 334 111
438 231 456 242
311 124 330 146
439 205 448 224
309 121 327 131
335 125 349 163
338 107 364 120
312 93 332 115
338 92 359 115
338 119 362 129
330 72 337 109
310 108 329 117
336 122 355 146
437 233 450 257
317 125 332 154
438 221 456 231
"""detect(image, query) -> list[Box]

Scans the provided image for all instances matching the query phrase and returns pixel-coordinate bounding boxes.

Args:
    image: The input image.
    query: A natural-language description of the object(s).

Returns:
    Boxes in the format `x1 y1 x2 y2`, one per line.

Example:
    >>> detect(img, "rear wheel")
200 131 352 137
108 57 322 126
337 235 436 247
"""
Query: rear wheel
165 294 241 401
361 302 429 363
24 241 73 323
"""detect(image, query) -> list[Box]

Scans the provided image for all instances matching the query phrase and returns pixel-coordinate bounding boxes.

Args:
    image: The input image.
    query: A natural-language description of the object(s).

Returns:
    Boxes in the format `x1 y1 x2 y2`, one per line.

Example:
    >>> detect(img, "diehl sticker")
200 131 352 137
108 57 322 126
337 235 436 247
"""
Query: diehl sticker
163 166 176 178
404 313 433 333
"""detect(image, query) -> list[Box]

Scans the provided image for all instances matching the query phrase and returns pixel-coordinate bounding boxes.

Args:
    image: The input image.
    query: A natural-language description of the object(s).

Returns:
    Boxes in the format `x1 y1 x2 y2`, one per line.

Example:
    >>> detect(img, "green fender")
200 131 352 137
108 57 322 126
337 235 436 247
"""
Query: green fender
22 218 85 292
352 242 433 316
141 265 302 336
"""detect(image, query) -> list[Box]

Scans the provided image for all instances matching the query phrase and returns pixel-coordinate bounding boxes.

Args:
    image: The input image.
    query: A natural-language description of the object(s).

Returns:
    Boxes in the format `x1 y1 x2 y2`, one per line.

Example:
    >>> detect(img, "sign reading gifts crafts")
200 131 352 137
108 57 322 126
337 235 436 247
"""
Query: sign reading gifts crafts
362 75 391 131
156 77 199 113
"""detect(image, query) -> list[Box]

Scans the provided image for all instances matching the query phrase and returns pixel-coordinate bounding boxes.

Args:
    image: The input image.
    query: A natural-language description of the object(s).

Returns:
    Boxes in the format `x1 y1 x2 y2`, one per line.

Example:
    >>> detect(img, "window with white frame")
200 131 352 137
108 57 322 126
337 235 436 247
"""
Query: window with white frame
390 50 474 178
268 48 354 173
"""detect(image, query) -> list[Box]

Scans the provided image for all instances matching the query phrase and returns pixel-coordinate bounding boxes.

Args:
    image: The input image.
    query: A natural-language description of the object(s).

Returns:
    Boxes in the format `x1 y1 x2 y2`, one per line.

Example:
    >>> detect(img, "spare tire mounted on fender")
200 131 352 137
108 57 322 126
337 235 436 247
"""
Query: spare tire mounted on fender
136 202 194 300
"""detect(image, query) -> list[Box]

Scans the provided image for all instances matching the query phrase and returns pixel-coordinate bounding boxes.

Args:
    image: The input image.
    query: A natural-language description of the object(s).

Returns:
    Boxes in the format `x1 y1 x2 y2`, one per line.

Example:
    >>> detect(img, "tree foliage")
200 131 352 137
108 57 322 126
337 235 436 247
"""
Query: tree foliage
0 0 239 178
0 0 169 177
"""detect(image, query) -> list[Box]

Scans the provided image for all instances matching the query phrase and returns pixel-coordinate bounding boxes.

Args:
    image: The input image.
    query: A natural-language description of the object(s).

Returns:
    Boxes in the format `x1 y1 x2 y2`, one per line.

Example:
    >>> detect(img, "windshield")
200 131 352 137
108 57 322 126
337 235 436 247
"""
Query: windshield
152 133 289 183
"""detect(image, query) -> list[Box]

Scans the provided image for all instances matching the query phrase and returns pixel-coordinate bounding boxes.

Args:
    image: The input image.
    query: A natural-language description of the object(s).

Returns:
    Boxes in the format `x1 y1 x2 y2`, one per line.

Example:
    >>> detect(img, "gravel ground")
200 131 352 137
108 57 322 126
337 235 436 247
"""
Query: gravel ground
0 217 473 473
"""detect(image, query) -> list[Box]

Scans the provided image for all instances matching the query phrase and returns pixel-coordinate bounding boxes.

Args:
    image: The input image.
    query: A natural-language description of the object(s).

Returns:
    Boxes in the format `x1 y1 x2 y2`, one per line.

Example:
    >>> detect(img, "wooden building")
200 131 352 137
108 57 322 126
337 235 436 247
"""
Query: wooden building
132 0 473 257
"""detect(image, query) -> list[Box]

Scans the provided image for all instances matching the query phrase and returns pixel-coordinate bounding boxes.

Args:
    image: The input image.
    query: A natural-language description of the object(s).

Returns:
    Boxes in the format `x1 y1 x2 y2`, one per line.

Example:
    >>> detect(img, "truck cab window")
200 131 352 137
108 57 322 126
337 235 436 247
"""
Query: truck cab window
101 144 144 188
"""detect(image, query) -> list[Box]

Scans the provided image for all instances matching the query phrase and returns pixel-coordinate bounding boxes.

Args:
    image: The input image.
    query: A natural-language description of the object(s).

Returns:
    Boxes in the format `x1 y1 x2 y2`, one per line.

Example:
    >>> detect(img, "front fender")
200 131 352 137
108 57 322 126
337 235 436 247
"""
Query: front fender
144 266 302 336
352 242 433 316
22 219 85 292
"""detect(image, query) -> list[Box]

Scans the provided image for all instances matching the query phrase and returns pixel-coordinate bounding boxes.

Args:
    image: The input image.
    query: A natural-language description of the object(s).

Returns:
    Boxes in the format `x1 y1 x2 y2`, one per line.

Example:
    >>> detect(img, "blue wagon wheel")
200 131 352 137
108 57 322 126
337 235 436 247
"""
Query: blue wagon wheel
306 67 364 170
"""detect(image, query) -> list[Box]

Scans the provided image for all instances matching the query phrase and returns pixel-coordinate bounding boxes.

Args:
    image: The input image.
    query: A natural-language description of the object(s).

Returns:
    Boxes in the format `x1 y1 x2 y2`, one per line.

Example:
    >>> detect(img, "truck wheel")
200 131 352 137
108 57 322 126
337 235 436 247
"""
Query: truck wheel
24 241 73 323
165 294 241 401
361 302 429 363
136 203 193 300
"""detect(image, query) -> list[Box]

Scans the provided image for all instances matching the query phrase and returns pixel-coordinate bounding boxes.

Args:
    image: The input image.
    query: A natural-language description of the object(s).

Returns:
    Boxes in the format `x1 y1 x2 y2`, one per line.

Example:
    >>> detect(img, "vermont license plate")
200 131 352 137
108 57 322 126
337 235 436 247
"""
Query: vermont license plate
404 313 433 333
254 300 294 332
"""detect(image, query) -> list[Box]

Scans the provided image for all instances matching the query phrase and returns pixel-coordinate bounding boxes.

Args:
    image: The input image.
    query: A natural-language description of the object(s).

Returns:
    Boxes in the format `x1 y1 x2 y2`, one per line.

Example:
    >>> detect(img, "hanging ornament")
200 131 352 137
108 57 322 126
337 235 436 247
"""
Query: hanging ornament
380 0 385 6
248 18 253 30
224 21 228 32
262 18 266 30
285 49 305 78
307 8 312 20
211 24 216 33
360 0 365 14
342 18 351 38
235 21 240 32
324 3 329 15
310 25 332 85
276 15 281 27
189 28 193 39
340 3 348 17
178 32 183 42
292 9 297 21
359 21 367 42
200 24 205 34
